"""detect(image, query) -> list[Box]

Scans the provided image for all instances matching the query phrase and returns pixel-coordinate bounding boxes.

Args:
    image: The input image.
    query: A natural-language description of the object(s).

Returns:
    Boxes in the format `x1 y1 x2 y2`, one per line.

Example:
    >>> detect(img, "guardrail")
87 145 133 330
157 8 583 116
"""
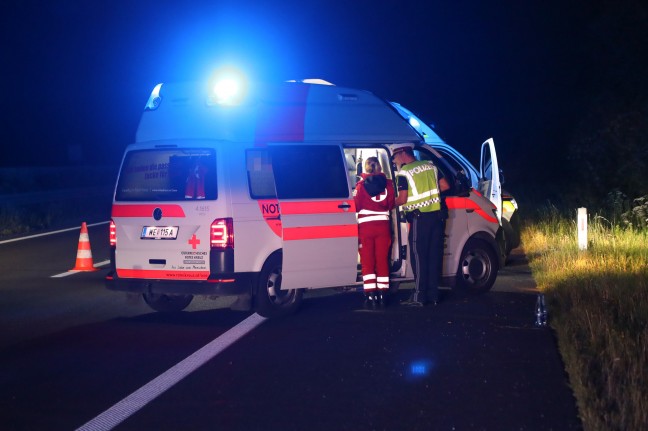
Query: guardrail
0 166 117 240
0 186 114 206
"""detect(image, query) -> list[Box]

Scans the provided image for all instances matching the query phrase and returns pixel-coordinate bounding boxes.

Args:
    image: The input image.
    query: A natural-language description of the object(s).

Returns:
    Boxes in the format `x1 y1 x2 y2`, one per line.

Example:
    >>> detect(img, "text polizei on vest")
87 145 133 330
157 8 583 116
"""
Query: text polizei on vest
404 163 434 176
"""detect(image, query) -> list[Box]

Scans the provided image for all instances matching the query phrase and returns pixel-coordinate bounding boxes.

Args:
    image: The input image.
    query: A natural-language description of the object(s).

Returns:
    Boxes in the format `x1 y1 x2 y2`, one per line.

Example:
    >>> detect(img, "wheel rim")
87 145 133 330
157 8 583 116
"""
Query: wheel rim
460 249 492 287
265 266 296 306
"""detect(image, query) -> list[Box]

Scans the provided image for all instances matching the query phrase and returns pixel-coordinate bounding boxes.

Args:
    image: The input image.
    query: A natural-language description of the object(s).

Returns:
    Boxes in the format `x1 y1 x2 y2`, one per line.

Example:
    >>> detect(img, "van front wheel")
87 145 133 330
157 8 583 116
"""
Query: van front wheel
143 293 193 312
456 239 498 294
255 254 303 318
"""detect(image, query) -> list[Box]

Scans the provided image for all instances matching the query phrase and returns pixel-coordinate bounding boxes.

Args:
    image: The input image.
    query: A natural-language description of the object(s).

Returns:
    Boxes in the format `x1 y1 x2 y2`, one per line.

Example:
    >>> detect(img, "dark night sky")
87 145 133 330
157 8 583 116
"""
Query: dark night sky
1 0 643 200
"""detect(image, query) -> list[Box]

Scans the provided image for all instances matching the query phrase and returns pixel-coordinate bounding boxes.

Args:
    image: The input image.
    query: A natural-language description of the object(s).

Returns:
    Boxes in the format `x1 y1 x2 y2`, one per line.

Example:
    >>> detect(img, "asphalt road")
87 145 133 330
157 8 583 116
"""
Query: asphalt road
0 224 582 430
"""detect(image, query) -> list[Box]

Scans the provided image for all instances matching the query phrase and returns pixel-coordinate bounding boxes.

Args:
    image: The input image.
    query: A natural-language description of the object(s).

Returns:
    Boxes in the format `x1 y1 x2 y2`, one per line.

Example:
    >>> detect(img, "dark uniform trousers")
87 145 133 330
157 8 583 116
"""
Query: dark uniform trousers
408 210 445 303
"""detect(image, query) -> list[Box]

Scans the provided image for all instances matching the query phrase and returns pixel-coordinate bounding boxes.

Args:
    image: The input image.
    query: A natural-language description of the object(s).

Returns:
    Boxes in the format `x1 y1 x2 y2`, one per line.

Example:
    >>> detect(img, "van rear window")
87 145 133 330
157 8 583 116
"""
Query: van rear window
116 149 217 201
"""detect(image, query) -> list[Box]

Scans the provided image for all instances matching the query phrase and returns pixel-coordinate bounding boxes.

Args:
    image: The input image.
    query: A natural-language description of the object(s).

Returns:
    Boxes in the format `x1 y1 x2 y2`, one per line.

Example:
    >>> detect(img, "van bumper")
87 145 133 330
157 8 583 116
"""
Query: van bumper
105 271 256 296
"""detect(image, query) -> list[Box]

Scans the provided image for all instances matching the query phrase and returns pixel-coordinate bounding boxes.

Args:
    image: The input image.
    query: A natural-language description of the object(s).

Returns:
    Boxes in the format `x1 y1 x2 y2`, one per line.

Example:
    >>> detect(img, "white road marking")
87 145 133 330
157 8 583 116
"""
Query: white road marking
50 260 110 278
75 313 267 431
0 221 110 245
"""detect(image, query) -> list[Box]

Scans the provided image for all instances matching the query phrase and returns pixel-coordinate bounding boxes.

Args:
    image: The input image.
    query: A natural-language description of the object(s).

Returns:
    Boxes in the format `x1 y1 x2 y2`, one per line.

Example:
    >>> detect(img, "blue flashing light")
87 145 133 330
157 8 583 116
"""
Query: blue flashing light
208 67 248 106
145 83 163 111
408 116 421 129
408 117 428 138
213 78 240 103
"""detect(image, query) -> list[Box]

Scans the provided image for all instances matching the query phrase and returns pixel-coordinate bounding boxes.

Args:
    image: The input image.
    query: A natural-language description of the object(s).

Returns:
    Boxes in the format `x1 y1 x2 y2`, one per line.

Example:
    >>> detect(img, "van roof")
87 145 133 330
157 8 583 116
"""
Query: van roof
135 81 422 145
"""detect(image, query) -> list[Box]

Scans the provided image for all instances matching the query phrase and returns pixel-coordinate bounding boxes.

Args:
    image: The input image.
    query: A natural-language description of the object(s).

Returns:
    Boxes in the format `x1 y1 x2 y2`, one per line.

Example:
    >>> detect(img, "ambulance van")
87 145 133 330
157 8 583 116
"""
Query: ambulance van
390 102 520 256
106 78 505 318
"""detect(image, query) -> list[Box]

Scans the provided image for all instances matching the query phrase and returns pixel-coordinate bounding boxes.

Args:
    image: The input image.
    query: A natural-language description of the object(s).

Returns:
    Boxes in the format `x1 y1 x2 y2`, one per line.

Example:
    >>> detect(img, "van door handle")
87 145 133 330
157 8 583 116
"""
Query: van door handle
466 209 475 213
338 202 351 211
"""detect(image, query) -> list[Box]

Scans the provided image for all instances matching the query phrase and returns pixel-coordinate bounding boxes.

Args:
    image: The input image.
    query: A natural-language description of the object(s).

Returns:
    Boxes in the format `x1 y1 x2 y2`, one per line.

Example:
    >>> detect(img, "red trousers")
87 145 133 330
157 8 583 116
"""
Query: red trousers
358 221 391 291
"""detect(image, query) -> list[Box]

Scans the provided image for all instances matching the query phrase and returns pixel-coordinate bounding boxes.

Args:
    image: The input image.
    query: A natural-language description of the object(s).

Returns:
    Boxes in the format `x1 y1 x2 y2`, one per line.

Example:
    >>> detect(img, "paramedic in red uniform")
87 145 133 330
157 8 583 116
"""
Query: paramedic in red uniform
354 157 395 307
392 143 449 306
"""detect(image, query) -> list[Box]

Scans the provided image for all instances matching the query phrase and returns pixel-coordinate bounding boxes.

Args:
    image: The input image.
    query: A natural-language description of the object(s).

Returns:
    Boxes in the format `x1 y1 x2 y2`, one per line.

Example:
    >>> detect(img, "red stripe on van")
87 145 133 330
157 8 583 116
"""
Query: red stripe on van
255 85 310 143
446 197 498 224
281 200 356 214
116 269 209 280
283 224 358 240
112 204 186 218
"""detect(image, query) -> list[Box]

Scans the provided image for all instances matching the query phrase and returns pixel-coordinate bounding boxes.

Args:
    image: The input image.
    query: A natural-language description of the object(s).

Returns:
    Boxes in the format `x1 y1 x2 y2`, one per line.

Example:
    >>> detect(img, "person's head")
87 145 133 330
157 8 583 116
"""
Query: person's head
364 156 382 174
391 143 415 167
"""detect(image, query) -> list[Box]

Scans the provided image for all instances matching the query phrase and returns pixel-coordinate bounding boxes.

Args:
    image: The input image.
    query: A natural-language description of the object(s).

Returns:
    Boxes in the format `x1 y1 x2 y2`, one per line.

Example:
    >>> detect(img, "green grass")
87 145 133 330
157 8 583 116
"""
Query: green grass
522 216 648 431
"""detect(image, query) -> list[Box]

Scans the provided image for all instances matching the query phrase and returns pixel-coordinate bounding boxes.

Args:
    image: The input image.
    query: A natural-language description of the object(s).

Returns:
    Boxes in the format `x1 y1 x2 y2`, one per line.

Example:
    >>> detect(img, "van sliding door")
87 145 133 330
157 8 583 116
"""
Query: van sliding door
269 144 358 290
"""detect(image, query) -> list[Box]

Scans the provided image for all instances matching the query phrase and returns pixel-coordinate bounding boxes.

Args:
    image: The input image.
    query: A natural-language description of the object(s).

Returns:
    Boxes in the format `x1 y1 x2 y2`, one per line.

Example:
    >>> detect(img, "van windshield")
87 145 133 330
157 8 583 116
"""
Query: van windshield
116 149 217 201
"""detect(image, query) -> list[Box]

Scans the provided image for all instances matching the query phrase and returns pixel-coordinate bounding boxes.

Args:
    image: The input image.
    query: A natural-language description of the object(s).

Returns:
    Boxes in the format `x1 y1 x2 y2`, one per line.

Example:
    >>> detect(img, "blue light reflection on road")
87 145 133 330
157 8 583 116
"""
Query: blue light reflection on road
408 359 434 379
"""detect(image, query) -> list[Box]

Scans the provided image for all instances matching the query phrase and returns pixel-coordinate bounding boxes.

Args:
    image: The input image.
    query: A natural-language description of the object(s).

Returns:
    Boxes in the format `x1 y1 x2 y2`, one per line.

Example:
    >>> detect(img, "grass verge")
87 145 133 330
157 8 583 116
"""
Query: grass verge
522 215 648 430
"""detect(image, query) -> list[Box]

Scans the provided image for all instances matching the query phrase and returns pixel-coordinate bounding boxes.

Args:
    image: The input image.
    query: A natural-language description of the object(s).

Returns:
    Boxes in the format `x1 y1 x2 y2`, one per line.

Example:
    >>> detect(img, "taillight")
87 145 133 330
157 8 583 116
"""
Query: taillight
211 218 234 249
109 220 117 247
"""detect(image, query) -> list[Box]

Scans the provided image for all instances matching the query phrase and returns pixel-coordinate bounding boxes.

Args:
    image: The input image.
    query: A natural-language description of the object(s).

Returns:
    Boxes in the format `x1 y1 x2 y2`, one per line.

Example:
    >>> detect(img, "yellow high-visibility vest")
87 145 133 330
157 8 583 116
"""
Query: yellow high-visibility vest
398 160 441 213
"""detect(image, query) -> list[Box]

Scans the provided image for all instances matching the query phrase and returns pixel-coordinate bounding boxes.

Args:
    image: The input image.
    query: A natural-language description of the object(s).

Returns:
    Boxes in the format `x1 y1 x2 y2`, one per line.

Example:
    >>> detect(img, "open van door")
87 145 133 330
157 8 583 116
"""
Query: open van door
270 144 359 290
480 138 502 224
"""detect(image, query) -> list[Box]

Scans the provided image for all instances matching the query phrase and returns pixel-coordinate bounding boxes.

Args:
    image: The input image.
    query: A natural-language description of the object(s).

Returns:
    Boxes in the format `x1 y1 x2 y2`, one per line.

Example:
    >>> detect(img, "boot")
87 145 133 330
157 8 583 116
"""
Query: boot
364 290 376 309
376 290 388 307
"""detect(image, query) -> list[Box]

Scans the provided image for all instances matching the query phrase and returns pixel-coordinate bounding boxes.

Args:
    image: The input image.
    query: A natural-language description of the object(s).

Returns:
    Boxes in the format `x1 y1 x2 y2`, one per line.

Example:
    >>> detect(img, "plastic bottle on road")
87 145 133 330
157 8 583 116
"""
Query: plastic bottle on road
535 294 548 327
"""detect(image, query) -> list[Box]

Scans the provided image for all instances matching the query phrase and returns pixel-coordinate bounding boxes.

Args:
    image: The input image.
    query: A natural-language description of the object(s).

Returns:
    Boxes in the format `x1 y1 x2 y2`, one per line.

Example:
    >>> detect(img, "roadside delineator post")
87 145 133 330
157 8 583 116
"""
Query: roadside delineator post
72 222 98 271
577 207 588 251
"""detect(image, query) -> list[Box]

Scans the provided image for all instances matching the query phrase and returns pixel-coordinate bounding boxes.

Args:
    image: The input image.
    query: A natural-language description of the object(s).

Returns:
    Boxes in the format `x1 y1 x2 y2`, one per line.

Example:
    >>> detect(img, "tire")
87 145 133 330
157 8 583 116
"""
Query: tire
456 238 499 294
142 293 193 313
254 253 303 318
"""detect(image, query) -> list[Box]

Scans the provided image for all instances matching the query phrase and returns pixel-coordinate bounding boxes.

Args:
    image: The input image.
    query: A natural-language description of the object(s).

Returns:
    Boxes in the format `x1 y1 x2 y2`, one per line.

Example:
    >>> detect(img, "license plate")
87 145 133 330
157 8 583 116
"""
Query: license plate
141 226 179 239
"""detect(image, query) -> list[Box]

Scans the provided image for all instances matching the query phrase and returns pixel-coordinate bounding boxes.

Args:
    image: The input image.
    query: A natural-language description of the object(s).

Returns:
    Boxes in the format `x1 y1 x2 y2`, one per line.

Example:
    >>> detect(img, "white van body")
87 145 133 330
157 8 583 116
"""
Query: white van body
391 102 520 255
106 80 504 317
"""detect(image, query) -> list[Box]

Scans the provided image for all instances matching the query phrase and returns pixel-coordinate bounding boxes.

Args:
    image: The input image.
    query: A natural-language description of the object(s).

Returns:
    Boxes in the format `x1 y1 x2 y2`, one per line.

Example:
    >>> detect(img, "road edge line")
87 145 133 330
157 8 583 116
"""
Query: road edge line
75 312 267 431
0 221 110 245
51 260 110 278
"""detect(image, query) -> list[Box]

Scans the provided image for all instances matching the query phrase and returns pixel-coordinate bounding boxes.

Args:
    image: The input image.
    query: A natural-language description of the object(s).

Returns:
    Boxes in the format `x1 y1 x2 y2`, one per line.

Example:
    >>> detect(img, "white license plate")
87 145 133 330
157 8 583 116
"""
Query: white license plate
141 226 179 239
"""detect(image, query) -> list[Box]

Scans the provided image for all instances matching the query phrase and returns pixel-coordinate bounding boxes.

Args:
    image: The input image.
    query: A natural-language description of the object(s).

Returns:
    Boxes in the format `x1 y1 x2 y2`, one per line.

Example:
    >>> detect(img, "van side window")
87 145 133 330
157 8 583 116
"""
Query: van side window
414 148 455 195
246 149 277 199
116 149 217 201
271 145 349 199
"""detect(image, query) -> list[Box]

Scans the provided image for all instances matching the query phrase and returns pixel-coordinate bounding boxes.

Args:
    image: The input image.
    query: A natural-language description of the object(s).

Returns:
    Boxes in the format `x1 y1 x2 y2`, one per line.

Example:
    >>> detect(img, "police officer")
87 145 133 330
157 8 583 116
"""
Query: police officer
354 157 395 307
391 143 449 306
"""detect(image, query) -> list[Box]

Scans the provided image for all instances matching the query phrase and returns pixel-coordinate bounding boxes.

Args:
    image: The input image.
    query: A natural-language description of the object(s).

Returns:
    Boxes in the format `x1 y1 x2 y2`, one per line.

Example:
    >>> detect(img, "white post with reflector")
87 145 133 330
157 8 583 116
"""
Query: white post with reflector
577 208 588 250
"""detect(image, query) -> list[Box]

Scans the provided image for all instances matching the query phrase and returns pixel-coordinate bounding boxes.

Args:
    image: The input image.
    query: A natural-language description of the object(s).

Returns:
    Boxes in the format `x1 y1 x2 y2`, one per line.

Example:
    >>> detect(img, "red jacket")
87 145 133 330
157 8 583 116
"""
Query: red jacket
354 173 395 224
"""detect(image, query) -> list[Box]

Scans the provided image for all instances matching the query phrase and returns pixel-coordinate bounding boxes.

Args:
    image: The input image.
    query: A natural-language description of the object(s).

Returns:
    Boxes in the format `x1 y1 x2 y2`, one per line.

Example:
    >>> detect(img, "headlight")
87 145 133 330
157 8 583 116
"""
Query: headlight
503 198 518 213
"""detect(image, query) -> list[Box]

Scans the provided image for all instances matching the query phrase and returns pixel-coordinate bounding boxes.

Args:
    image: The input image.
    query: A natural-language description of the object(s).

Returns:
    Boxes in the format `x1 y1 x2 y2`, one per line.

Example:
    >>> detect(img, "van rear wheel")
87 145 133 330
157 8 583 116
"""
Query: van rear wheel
255 254 303 318
143 293 193 312
456 238 498 294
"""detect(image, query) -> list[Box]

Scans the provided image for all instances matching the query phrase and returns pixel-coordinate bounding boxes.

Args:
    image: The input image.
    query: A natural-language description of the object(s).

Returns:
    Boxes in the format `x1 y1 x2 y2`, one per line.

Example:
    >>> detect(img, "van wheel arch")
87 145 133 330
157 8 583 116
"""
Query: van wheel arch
254 251 303 318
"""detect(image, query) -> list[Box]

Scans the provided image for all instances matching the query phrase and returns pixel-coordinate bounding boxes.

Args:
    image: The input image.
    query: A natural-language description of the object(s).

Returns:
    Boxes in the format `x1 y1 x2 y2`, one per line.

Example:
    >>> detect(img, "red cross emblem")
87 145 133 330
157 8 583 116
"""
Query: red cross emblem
188 234 200 249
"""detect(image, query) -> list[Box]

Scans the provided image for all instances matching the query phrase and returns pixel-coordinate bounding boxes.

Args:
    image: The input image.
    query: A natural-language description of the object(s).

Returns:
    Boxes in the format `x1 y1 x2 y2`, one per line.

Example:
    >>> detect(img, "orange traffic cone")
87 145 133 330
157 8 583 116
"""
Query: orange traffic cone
72 222 98 271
